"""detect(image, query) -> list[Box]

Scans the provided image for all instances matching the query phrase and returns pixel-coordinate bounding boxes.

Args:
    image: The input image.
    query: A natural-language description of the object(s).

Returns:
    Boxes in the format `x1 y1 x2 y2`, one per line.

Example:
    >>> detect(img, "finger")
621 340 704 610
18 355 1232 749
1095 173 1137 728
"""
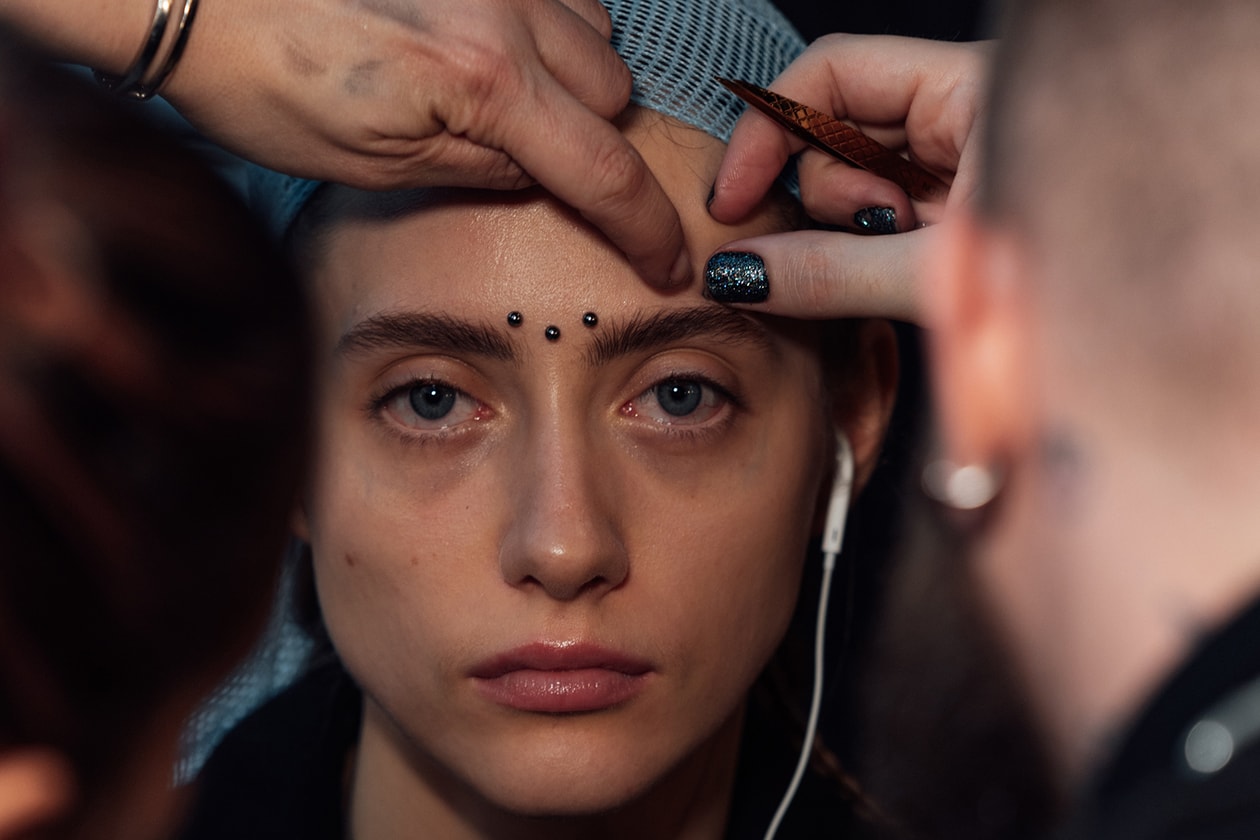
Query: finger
341 136 534 192
712 35 985 223
529 0 631 118
796 151 917 231
704 228 933 324
551 0 614 39
500 76 689 287
768 34 989 176
709 108 806 224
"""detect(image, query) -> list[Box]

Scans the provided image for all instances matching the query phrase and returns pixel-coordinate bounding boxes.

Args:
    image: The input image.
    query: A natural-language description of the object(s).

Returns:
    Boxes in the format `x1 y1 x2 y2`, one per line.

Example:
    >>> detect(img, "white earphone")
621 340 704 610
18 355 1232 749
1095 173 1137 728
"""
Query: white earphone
822 431 855 560
764 429 854 840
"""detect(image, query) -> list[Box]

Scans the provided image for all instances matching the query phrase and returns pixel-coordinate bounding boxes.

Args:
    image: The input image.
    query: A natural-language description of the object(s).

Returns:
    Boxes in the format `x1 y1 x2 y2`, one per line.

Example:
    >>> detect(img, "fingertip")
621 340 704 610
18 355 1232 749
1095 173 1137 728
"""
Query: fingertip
704 249 768 303
710 113 796 223
853 206 901 236
797 158 918 232
626 242 689 289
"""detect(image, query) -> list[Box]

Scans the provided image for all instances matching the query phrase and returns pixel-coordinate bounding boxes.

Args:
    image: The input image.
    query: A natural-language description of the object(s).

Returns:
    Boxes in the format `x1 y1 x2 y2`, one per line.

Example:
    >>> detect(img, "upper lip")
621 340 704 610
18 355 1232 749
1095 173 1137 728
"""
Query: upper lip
469 641 653 679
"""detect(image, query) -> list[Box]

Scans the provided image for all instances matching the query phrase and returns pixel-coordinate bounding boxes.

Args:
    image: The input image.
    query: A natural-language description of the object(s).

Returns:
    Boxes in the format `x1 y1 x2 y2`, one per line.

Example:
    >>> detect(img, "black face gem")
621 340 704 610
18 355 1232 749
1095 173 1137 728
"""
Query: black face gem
544 325 561 341
506 311 523 327
582 312 598 328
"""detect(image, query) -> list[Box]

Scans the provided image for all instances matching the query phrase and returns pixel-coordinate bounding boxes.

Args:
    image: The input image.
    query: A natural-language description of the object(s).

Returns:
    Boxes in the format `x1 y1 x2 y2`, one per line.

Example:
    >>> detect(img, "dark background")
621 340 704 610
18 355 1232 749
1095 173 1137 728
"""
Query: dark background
774 0 990 42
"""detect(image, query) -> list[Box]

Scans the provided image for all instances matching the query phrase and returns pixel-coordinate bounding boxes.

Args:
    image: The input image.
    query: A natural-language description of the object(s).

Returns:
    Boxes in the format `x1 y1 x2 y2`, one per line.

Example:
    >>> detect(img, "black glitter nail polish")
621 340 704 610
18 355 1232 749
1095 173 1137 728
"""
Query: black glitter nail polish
853 207 898 235
704 252 768 303
544 325 561 341
507 311 523 327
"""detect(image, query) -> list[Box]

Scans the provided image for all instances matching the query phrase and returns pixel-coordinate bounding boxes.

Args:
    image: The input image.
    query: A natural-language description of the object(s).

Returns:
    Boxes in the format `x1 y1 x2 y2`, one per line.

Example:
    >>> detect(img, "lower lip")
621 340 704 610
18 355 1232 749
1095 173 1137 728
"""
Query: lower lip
473 668 649 713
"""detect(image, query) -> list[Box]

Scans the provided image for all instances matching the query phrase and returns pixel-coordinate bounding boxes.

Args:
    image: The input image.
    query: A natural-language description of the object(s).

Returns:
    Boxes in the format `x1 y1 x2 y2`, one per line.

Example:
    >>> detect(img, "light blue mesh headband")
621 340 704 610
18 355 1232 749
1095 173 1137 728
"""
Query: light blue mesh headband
614 0 804 143
249 0 805 236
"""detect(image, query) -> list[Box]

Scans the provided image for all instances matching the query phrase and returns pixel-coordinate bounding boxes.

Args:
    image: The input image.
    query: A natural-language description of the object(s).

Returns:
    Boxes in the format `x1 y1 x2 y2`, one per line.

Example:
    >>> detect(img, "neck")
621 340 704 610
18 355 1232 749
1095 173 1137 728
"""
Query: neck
347 698 745 840
974 421 1260 789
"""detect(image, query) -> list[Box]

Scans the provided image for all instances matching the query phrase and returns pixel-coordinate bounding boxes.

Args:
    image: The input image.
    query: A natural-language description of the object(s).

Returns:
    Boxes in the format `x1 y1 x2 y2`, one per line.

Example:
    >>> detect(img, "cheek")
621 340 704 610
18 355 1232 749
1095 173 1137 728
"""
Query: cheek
623 416 826 683
303 414 501 677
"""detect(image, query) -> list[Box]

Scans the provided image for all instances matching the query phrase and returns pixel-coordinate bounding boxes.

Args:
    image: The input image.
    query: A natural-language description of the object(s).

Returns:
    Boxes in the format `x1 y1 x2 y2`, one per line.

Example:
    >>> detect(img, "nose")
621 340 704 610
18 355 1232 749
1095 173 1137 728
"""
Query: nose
498 428 629 601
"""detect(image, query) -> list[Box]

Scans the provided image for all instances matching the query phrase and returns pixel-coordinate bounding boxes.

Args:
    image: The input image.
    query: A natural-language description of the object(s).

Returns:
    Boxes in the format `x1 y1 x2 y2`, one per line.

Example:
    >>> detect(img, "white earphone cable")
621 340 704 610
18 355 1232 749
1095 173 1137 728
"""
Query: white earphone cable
763 434 853 840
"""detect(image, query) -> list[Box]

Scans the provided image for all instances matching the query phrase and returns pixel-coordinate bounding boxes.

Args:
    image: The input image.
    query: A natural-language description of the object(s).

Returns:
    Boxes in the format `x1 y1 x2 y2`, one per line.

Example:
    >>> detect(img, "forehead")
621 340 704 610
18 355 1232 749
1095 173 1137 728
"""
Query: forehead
309 113 793 333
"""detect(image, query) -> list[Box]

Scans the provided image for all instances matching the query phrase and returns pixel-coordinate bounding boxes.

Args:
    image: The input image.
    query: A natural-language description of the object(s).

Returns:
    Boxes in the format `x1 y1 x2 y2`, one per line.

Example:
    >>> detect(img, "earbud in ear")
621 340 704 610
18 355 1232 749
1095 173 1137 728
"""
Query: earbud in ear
822 430 854 557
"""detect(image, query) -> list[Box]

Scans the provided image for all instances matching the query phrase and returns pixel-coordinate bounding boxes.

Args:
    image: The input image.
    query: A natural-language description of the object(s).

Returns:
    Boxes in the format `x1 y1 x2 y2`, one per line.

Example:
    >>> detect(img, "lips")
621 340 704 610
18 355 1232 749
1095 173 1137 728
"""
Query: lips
470 641 653 714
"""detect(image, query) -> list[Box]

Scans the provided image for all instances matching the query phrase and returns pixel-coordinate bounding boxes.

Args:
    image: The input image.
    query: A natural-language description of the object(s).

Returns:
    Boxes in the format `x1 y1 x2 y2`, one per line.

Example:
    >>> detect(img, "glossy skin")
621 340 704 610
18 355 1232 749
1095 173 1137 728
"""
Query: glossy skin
295 112 893 837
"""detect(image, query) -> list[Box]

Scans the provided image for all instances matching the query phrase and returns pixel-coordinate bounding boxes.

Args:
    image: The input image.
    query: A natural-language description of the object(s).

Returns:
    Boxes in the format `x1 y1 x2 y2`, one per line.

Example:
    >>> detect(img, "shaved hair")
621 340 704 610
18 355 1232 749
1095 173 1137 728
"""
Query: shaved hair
983 0 1260 398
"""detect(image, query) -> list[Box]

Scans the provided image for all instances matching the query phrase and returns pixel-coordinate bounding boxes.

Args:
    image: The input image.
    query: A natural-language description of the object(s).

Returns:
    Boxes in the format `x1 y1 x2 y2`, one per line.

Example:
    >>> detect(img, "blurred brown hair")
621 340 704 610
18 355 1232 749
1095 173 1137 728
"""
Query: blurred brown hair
0 25 310 838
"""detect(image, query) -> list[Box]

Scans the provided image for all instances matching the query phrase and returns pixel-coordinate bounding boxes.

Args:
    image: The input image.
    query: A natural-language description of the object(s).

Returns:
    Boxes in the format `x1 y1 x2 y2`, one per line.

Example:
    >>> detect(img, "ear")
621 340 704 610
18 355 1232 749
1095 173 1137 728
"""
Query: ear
923 209 1037 470
0 747 76 837
830 318 899 494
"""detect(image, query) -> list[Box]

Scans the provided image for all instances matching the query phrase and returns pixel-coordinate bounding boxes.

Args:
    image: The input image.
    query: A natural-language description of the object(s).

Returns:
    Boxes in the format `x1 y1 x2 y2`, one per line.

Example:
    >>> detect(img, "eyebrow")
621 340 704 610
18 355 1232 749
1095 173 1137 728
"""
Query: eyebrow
584 306 778 366
335 306 777 366
336 311 515 361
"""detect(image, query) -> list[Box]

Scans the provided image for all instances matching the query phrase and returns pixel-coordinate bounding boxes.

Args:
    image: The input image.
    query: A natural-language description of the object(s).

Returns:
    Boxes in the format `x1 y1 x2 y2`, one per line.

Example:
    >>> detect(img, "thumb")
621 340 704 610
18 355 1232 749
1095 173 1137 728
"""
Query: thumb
703 228 931 324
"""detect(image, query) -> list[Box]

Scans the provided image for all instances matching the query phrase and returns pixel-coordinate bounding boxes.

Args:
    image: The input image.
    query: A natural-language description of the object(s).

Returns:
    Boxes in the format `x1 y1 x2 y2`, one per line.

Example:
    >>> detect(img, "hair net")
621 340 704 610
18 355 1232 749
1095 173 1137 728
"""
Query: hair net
248 0 804 237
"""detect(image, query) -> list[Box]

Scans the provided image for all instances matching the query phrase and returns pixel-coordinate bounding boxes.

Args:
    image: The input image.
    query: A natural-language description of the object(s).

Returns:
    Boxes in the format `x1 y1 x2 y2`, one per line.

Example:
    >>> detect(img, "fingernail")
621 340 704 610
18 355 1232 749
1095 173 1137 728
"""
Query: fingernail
854 206 898 235
669 248 693 287
704 251 768 303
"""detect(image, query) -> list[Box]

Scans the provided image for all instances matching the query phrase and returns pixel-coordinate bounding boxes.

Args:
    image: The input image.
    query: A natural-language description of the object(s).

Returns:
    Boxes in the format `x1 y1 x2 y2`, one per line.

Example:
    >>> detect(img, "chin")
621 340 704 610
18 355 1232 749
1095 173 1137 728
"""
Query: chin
461 733 666 817
486 778 645 818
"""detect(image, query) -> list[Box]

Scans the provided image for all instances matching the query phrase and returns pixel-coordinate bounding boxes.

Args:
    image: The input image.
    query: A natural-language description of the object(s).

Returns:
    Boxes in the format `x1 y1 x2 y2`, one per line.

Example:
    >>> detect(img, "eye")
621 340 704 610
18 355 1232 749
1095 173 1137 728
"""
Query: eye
376 379 483 431
625 376 730 426
655 381 704 417
409 382 457 420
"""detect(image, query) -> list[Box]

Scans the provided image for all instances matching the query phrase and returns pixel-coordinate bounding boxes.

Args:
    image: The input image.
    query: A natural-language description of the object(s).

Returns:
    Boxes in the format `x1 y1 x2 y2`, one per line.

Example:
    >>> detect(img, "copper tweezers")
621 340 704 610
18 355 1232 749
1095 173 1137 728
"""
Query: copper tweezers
718 77 949 203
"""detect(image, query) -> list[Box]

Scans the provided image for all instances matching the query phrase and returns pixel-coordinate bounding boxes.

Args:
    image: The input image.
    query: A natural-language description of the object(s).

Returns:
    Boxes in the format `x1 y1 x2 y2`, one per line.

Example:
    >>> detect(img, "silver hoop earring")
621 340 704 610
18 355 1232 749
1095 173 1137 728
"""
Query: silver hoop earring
921 460 1003 511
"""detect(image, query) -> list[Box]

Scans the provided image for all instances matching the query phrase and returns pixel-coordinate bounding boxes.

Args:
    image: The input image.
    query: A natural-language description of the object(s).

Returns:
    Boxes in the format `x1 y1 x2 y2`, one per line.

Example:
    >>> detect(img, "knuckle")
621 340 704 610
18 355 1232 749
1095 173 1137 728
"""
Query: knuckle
585 0 614 38
584 141 649 220
451 45 518 104
605 61 633 111
787 241 844 313
809 32 855 56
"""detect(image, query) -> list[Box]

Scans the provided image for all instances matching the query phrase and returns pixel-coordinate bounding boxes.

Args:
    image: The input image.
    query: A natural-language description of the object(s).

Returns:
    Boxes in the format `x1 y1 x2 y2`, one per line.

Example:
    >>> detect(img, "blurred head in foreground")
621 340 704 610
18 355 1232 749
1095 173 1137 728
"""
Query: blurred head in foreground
879 0 1260 835
0 28 310 840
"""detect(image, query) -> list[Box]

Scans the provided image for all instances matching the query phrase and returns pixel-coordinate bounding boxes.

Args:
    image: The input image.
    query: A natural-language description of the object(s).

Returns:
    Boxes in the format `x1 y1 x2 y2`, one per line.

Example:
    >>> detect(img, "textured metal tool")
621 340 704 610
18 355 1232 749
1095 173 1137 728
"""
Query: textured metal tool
718 77 949 202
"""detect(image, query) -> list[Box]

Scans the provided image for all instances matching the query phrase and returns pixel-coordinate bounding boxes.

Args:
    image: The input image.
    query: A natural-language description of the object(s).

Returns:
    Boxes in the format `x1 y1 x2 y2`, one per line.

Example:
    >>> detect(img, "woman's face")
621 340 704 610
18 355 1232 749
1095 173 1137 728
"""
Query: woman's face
298 114 879 817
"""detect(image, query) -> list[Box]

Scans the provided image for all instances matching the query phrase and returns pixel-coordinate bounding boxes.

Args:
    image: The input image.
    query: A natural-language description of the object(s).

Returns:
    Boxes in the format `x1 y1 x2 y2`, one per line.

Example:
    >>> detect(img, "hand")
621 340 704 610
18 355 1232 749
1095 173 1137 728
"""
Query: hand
708 34 989 322
160 0 689 286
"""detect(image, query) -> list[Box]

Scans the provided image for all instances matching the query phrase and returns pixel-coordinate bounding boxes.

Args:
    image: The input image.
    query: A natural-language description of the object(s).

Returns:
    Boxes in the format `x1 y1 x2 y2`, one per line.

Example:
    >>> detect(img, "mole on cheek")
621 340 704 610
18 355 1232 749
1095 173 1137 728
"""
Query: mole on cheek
345 553 357 567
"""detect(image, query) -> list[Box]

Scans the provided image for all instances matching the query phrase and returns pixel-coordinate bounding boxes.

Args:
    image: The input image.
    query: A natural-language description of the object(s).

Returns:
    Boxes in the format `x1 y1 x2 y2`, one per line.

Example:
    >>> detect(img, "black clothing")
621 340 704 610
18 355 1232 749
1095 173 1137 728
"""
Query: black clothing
178 658 357 840
177 660 857 839
1056 598 1260 840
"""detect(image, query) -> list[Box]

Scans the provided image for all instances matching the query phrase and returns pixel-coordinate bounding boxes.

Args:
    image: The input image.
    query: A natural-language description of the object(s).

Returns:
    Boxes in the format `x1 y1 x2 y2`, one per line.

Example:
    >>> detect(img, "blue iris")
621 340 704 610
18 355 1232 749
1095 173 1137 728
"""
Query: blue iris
655 380 703 417
409 383 457 420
